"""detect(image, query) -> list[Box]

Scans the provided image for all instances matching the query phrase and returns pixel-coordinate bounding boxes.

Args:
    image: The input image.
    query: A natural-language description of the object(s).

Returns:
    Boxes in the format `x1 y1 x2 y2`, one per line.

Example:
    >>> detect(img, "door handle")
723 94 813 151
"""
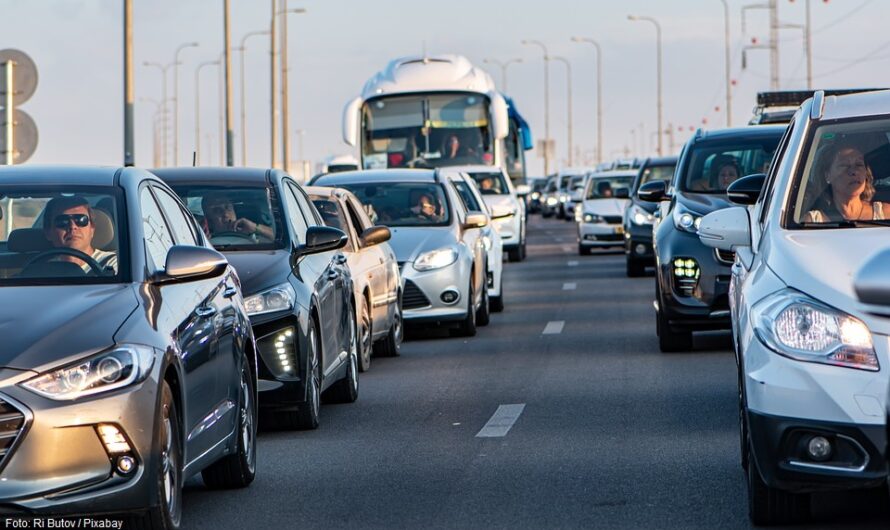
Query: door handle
223 285 238 299
334 254 348 265
196 306 217 318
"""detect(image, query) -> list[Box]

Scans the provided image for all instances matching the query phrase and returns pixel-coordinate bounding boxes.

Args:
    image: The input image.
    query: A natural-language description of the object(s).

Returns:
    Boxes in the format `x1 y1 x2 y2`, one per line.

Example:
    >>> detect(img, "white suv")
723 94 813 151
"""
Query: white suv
698 90 890 525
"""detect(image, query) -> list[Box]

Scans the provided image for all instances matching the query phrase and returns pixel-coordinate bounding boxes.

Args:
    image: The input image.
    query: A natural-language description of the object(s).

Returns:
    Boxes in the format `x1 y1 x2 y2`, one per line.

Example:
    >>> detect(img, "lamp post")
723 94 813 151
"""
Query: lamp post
551 56 573 167
143 61 175 165
194 60 219 165
570 37 603 164
173 41 199 166
123 0 134 166
521 39 550 174
238 30 270 166
482 57 523 92
270 0 279 168
280 6 307 173
719 0 732 126
223 0 235 166
628 15 664 156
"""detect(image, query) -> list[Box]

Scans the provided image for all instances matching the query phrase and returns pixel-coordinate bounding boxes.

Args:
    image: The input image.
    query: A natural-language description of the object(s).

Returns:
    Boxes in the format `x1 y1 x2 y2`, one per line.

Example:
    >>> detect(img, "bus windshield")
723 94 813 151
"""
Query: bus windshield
361 93 494 170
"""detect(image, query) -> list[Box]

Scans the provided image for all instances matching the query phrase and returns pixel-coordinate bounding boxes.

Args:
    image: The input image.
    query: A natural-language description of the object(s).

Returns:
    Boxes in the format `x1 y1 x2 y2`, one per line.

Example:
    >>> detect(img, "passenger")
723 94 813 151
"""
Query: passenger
597 181 613 198
804 143 890 222
711 156 741 190
443 134 462 159
43 196 118 273
479 177 495 193
202 192 274 240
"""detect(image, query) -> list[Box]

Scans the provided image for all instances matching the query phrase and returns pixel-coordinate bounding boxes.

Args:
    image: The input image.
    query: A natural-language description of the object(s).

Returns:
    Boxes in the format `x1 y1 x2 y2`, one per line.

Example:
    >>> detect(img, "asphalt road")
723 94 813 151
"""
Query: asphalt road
181 215 888 529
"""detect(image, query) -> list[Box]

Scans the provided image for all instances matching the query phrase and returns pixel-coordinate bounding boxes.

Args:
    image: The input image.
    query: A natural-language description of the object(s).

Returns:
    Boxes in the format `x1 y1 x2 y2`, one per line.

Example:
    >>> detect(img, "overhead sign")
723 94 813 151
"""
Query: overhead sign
0 109 38 163
0 49 38 106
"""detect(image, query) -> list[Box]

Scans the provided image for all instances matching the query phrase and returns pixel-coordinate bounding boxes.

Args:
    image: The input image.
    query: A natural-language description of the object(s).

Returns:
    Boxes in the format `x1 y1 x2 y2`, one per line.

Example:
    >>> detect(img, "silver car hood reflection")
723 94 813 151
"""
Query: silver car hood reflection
387 226 459 263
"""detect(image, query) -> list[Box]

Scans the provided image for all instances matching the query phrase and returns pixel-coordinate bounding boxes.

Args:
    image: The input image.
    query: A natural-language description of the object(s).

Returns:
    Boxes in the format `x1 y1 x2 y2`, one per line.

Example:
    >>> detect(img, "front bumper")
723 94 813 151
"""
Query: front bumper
399 259 470 324
578 221 625 247
624 222 655 262
249 312 308 409
491 215 520 248
0 367 162 515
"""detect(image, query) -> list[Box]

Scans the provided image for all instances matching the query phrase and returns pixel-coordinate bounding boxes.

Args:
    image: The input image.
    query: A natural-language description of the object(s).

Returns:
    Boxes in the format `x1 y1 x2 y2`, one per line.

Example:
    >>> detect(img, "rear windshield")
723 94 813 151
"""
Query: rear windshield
679 136 781 193
337 182 451 227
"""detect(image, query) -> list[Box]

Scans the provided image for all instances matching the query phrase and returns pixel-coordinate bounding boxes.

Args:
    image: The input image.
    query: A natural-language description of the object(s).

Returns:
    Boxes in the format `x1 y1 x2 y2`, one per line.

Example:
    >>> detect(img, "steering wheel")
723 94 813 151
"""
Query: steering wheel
23 248 107 276
210 230 266 245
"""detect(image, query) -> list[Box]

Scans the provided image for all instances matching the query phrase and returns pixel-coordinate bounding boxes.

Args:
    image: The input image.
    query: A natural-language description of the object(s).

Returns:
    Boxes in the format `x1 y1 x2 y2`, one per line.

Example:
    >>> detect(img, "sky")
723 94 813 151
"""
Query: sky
1 0 887 177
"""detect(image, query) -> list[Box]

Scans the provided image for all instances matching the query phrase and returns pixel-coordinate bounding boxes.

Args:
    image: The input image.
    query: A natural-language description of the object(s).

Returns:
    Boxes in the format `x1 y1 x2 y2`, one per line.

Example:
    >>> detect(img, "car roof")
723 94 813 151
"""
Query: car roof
587 170 638 179
312 169 438 186
820 89 890 121
694 125 787 142
150 166 274 186
642 156 678 167
0 165 122 186
446 165 505 174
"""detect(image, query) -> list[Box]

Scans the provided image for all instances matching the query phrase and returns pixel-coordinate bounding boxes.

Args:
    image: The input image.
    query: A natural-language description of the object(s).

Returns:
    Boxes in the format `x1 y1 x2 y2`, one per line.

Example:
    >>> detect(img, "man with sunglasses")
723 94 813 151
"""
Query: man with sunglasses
42 196 118 274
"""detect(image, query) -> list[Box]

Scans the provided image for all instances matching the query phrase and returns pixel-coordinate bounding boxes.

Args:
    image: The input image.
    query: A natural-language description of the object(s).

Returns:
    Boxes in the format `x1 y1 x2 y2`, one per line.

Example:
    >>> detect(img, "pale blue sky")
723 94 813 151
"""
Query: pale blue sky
1 0 885 175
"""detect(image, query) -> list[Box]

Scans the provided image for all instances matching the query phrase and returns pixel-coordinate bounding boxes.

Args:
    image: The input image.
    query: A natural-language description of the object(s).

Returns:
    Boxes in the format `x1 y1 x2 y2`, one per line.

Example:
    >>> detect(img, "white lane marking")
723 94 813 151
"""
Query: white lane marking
562 245 573 252
567 260 579 267
542 320 565 335
555 236 564 242
563 282 576 290
476 404 526 438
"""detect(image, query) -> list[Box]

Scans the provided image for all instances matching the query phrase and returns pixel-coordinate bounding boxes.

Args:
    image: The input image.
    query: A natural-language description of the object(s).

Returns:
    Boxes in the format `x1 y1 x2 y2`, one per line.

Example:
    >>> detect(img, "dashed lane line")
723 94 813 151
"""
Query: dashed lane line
563 282 576 290
567 260 579 267
542 321 565 335
476 404 526 438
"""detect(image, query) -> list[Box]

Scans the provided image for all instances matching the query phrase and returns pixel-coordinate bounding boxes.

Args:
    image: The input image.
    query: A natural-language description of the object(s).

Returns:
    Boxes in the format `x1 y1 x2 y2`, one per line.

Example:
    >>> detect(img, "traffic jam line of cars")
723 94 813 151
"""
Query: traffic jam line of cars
0 162 527 527
546 89 890 526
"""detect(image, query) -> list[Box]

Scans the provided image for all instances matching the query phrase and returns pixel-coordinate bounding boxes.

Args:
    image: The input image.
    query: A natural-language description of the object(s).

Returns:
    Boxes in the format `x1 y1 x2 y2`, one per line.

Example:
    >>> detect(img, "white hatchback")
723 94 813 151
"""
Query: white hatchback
698 90 890 525
575 170 635 255
459 166 527 262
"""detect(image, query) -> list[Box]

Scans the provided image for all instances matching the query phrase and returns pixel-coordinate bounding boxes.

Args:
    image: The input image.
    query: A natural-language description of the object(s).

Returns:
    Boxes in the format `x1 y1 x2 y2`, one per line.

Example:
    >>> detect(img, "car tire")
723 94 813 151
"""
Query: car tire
491 276 504 313
357 298 372 372
453 279 477 337
520 237 527 260
476 282 490 326
202 358 257 489
374 297 402 357
325 308 360 404
626 257 645 277
747 437 810 525
656 284 693 352
507 247 522 262
134 381 182 530
578 244 591 256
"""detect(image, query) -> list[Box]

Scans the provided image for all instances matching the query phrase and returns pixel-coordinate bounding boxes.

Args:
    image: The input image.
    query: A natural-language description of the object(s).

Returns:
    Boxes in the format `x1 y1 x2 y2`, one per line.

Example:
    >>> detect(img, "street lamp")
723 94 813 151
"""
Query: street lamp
628 15 664 156
173 41 199 166
719 1 732 126
482 57 523 92
280 6 307 173
571 36 603 164
551 56 573 167
194 60 219 165
143 61 176 166
238 30 271 166
521 39 550 174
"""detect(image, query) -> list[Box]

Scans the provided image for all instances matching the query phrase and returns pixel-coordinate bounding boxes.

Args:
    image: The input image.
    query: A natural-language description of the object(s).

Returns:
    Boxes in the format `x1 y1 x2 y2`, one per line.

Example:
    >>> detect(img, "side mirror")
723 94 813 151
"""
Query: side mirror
463 212 489 230
342 96 362 146
615 188 630 199
158 245 228 283
299 226 348 256
359 225 391 247
698 207 751 251
490 92 510 140
638 180 668 202
854 248 890 314
515 184 531 196
727 173 766 205
490 204 514 220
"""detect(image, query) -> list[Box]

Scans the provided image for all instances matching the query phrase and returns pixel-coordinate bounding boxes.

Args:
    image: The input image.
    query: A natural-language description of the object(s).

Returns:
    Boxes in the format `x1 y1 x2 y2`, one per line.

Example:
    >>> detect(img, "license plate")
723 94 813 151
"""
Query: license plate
614 226 625 234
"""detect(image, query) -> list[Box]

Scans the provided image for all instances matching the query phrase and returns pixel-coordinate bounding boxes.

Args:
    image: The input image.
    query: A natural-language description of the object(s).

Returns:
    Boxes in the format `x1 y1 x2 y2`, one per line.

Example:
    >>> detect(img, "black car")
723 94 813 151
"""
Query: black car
641 126 784 352
526 178 547 214
154 168 358 430
0 166 257 527
623 156 677 277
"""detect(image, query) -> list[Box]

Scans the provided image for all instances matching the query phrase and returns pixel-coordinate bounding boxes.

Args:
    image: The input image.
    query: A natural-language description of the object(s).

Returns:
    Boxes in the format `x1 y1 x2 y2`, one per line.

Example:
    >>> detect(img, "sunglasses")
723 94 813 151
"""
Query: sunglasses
53 213 91 229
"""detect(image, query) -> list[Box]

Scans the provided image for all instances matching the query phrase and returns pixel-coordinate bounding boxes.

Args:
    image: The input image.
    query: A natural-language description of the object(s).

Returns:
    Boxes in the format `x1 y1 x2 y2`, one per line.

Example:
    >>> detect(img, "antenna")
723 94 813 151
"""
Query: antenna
422 41 428 63
192 151 197 167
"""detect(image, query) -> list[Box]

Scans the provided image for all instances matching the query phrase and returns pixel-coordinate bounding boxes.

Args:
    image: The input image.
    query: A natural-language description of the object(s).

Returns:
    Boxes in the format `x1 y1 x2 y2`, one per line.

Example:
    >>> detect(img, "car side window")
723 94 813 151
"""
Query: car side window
280 183 309 244
759 123 794 226
140 187 175 271
152 186 200 246
344 198 370 233
289 183 320 227
451 181 482 212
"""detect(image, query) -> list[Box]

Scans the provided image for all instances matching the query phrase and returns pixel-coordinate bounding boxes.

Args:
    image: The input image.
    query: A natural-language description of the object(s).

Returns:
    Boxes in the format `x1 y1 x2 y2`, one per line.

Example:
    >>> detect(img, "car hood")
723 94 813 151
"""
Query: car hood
223 250 292 296
768 229 890 329
482 195 517 213
582 198 628 216
678 192 733 215
0 284 139 371
388 226 459 263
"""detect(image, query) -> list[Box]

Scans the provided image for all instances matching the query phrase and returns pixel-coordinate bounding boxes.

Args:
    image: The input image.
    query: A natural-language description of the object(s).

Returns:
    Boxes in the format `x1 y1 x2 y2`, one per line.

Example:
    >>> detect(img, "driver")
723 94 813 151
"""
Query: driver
410 193 441 221
43 196 118 273
202 192 274 240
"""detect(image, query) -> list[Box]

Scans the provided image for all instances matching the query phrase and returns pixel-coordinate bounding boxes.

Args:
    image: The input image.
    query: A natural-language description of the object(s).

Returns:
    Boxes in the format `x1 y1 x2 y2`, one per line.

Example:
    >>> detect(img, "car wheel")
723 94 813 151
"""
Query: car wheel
202 358 257 489
290 324 321 429
476 282 491 326
374 297 402 357
136 381 182 530
626 257 645 277
656 283 693 352
453 279 477 337
520 237 527 260
358 298 372 372
578 244 591 256
747 436 810 525
491 275 504 312
325 307 360 404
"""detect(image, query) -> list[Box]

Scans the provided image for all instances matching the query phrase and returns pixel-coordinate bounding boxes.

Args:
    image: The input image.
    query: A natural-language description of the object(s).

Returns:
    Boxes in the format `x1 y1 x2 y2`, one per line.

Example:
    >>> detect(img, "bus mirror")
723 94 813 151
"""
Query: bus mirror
342 96 362 146
490 93 509 140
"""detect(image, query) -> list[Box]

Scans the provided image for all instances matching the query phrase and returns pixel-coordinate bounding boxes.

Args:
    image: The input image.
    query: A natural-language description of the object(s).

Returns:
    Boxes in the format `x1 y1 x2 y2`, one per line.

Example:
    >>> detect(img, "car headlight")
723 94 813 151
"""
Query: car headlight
631 205 656 226
414 247 459 271
22 345 155 401
531 192 541 200
583 213 603 224
244 282 296 316
752 289 878 371
559 195 568 203
546 197 558 206
673 205 703 233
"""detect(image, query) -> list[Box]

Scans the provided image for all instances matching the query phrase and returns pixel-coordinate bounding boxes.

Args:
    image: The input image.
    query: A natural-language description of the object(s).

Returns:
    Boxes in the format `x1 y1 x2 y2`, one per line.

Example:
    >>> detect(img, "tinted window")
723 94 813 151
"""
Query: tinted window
338 182 451 227
468 171 509 195
451 181 482 212
680 137 781 193
311 197 346 230
141 188 175 272
585 176 634 199
281 185 310 243
638 164 676 189
153 187 199 245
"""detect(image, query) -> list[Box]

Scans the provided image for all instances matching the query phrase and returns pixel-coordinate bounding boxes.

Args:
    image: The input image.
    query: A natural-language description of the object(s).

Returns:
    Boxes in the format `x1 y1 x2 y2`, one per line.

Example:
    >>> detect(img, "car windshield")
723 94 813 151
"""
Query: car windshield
337 182 451 227
569 175 586 192
361 93 494 169
585 176 633 199
0 188 126 285
167 185 286 250
467 171 509 195
310 197 345 230
787 118 890 228
680 137 780 193
638 164 676 189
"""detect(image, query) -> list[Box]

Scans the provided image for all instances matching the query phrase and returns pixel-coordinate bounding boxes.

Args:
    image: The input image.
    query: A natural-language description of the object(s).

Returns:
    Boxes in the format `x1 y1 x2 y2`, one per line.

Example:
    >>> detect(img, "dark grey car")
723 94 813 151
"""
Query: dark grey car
0 166 258 528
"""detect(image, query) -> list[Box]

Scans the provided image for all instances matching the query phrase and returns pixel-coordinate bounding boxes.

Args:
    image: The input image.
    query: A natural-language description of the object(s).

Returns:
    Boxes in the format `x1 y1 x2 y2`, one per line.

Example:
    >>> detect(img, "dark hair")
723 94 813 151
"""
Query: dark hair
709 155 740 182
813 142 875 202
43 196 93 230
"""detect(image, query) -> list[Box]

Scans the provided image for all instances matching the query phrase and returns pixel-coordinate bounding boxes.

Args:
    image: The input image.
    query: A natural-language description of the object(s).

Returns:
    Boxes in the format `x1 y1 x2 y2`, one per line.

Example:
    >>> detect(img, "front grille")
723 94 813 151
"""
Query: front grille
585 233 623 242
603 215 622 225
0 397 26 471
715 248 735 264
403 280 432 309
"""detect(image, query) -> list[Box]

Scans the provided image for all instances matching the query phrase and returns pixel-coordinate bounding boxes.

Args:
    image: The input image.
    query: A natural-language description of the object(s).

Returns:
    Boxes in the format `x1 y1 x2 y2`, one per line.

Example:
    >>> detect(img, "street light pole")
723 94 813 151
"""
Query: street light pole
143 61 174 166
239 30 270 166
173 41 198 166
571 37 603 165
123 0 134 167
194 60 219 165
280 6 307 173
482 57 523 92
720 0 732 126
551 56 573 167
628 15 664 156
223 0 235 166
804 0 813 89
270 0 279 168
521 39 550 174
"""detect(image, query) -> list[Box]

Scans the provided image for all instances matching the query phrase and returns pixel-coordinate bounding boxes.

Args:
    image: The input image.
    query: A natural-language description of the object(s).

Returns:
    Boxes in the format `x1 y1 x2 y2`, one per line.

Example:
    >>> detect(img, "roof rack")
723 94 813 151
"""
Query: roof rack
756 88 887 109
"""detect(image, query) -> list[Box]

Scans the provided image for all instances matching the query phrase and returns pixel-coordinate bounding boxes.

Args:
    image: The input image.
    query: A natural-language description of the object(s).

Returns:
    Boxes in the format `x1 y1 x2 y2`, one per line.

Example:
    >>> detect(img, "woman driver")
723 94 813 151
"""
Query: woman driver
804 143 889 222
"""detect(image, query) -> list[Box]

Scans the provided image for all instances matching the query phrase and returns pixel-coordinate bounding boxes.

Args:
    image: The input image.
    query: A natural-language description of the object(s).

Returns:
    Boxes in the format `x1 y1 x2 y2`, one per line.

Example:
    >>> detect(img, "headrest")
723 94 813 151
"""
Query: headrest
91 209 117 251
8 229 51 253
